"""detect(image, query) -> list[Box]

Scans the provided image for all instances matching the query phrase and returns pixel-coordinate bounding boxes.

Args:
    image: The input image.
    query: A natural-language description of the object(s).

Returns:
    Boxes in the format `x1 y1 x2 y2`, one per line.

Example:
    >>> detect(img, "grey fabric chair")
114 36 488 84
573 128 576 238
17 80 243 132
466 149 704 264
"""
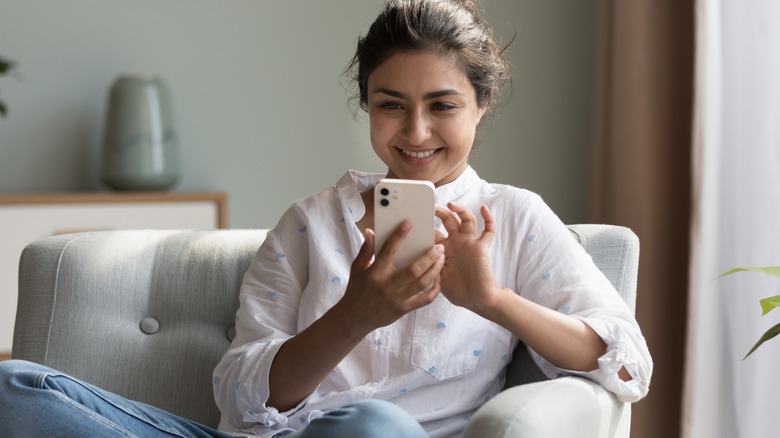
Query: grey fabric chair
12 225 638 437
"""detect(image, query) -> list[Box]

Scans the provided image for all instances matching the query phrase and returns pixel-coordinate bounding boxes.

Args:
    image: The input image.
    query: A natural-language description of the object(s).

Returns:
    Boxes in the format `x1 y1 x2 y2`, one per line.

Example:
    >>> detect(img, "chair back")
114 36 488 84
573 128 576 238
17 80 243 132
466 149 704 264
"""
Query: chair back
13 225 638 426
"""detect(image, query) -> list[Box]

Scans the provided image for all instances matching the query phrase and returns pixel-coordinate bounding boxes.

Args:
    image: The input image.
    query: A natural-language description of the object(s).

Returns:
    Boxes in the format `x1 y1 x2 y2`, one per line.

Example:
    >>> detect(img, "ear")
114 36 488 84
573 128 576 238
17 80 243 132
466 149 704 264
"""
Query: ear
476 105 488 124
476 91 492 123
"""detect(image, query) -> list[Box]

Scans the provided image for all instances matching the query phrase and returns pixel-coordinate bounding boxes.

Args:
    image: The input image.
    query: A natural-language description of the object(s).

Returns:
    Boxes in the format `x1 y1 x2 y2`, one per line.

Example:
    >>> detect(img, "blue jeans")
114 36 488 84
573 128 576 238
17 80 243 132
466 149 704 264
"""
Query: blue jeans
0 360 428 438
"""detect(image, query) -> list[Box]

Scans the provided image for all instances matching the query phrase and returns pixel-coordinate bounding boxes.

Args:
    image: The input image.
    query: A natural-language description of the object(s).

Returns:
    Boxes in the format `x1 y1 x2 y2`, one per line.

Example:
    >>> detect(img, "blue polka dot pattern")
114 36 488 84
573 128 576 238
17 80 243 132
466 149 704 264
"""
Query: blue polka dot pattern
332 276 342 284
428 365 437 374
543 272 552 280
528 233 537 242
268 290 279 298
212 376 221 386
501 354 509 362
335 248 344 255
275 253 285 260
298 225 307 233
437 321 448 329
561 304 571 314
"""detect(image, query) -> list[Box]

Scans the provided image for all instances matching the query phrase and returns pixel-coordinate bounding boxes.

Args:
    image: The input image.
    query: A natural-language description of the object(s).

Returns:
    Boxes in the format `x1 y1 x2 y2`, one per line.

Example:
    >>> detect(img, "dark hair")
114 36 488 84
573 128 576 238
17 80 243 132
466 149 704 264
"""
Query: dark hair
346 0 510 113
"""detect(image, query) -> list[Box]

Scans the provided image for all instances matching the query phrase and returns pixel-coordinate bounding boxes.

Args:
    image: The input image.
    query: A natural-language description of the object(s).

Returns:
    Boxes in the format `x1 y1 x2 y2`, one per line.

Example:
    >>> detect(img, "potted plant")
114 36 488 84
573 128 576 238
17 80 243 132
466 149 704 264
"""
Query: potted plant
719 266 780 358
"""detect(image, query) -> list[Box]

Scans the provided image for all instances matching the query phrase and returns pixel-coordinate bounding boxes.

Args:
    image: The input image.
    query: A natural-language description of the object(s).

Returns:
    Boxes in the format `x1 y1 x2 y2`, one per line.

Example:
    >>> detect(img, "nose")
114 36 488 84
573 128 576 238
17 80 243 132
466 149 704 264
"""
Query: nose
402 108 432 145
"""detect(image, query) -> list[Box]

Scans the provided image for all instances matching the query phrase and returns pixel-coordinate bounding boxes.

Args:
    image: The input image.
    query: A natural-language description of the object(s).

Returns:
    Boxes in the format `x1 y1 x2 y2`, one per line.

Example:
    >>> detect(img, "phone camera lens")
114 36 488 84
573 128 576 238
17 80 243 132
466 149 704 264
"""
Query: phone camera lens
380 188 390 196
380 199 390 207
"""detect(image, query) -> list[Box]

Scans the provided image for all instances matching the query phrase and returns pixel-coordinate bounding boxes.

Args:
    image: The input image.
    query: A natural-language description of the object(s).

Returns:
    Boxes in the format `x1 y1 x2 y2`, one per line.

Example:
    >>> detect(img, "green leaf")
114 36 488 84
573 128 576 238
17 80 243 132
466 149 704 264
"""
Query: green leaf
0 58 14 75
744 323 780 359
717 266 780 279
759 295 780 316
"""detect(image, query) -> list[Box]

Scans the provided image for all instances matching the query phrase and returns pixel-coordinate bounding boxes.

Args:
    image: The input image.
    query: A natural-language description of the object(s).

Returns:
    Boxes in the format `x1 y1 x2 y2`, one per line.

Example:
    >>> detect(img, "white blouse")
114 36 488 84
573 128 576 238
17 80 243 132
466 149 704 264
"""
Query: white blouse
213 167 652 438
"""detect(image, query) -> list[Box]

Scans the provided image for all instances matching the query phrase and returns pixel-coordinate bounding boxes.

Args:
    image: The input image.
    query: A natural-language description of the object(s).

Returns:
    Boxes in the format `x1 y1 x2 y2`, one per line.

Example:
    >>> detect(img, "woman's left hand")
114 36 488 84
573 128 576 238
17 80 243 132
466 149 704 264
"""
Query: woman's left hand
435 202 502 316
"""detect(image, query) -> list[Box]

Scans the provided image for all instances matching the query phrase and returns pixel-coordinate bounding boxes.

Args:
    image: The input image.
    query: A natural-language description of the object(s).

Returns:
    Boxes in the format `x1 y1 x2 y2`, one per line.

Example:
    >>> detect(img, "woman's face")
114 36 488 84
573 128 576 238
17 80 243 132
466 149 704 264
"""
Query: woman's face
367 51 486 187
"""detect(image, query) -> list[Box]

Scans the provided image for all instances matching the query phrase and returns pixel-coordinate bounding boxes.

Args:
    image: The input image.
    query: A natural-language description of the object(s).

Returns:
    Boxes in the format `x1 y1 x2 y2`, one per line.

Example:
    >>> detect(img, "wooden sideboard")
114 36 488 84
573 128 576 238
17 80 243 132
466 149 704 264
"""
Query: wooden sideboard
0 192 227 356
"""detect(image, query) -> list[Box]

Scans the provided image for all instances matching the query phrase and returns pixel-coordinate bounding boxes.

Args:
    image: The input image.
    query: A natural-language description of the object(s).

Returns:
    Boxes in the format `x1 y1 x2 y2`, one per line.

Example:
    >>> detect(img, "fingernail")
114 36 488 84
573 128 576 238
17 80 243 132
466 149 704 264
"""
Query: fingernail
434 244 444 255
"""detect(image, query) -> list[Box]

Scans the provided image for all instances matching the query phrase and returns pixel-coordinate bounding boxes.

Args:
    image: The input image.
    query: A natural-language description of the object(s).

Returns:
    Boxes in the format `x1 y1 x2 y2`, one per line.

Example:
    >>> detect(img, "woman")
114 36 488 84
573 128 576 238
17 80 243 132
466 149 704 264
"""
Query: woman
0 1 651 437
213 0 652 437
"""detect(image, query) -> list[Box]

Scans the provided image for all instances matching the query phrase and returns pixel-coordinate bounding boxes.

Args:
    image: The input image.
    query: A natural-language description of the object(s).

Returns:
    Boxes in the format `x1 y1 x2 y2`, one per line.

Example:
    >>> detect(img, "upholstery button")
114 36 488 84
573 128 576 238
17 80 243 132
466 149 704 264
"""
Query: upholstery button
226 326 236 342
140 317 159 335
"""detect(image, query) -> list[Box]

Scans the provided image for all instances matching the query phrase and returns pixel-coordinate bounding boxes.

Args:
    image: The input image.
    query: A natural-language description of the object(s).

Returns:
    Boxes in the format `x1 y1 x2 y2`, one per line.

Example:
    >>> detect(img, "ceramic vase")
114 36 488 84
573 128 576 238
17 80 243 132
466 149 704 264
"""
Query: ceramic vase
101 75 180 191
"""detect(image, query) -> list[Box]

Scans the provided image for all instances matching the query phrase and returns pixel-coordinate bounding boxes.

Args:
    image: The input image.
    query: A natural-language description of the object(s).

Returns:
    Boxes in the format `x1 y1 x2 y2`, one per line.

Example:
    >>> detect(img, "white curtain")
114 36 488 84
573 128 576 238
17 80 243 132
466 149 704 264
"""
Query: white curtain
685 1 780 437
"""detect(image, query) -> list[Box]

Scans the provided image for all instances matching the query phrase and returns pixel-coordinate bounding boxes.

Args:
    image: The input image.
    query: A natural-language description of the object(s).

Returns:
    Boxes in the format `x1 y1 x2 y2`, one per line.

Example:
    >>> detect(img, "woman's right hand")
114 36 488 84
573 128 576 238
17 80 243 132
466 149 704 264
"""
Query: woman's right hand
337 220 445 334
267 220 443 411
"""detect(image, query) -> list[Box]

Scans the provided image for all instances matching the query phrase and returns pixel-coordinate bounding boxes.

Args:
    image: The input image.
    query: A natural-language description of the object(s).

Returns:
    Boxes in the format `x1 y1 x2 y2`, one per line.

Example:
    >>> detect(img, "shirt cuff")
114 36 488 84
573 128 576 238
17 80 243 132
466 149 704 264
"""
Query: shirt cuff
566 317 652 402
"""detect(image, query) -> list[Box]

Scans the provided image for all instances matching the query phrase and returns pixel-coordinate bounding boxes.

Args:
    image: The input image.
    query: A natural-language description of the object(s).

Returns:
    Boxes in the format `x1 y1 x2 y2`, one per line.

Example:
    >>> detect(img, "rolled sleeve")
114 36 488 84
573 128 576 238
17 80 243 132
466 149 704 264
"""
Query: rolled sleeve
568 313 652 402
214 338 286 429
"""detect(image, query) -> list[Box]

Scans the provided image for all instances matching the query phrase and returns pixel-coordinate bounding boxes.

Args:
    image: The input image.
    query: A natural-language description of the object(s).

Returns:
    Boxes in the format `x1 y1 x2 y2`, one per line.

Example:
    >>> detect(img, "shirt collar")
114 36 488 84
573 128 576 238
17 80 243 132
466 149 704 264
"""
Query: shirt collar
335 170 384 222
335 166 481 221
433 166 481 205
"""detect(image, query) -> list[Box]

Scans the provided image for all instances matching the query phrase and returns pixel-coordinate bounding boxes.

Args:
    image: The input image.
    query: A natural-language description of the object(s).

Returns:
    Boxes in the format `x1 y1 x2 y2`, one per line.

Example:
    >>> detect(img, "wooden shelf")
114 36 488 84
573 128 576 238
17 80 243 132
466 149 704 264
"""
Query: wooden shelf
0 192 228 228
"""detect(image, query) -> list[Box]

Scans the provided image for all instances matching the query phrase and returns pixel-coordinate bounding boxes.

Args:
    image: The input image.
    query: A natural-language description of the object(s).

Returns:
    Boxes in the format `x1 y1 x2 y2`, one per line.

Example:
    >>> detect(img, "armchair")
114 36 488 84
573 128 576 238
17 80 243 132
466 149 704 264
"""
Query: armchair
12 225 638 437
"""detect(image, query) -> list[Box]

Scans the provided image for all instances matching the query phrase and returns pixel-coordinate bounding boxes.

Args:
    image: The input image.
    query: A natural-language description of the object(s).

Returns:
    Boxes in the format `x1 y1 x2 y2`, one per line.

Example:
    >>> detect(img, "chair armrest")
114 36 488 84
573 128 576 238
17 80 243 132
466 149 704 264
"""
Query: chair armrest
462 377 630 438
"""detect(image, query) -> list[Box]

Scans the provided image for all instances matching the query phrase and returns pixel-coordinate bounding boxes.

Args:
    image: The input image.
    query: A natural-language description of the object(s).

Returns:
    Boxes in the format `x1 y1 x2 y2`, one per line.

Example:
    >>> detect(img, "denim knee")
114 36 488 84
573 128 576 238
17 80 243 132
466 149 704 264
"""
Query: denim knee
345 399 409 420
305 399 427 438
0 360 33 407
0 359 48 383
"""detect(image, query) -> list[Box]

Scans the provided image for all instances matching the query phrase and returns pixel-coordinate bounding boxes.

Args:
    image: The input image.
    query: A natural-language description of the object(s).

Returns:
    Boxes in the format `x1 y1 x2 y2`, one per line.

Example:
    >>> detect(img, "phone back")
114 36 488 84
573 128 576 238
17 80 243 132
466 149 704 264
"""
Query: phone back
374 179 435 269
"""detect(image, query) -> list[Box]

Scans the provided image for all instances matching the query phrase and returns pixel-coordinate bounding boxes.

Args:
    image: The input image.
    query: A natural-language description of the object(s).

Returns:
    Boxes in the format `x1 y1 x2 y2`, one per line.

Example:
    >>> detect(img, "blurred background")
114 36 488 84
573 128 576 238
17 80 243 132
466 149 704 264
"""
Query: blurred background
0 0 597 228
2 1 778 438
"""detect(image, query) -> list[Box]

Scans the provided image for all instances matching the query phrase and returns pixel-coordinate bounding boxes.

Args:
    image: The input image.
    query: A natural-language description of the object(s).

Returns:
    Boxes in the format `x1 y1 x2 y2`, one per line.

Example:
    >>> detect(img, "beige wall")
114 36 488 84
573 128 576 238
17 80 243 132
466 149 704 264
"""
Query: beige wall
0 0 597 228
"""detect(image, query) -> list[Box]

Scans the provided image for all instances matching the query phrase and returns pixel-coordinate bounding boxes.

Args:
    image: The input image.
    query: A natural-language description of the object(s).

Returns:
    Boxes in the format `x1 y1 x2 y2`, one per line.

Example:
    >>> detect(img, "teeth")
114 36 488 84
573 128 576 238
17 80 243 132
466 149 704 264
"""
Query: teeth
401 149 437 158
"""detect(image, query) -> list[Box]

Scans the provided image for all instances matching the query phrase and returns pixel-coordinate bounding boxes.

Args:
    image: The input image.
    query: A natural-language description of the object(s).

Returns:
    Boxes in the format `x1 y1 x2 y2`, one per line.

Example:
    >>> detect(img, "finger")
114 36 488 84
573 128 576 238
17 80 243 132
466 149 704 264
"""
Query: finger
403 254 444 308
375 219 412 267
478 205 496 244
406 279 441 311
395 244 444 299
400 243 444 284
435 205 461 235
352 228 376 272
448 202 478 235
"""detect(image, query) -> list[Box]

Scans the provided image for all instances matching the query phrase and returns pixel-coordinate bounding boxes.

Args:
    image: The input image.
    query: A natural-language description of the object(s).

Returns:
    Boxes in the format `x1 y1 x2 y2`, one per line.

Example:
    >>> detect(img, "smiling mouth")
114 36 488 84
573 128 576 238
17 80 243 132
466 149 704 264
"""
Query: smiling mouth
399 148 441 158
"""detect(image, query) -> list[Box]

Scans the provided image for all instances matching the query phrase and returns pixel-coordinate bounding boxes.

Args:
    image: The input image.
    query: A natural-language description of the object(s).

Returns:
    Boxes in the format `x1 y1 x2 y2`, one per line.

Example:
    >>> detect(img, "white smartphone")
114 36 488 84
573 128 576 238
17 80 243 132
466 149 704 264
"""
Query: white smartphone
374 179 436 269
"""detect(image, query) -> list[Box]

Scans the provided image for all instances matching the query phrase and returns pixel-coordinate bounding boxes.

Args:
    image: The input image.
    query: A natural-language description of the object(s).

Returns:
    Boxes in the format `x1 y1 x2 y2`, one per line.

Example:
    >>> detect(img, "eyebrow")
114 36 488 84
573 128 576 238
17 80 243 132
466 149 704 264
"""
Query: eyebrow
372 88 463 100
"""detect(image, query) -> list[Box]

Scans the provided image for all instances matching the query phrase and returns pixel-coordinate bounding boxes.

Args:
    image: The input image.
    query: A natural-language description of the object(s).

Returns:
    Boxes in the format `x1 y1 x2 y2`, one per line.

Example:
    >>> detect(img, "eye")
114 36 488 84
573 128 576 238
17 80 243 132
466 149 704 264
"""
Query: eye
431 102 457 112
378 101 404 111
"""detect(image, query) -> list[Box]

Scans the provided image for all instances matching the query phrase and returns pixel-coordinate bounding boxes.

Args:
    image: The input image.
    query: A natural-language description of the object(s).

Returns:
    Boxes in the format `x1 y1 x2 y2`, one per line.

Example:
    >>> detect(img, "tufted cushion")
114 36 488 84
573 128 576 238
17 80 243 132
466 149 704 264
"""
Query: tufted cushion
14 230 266 427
